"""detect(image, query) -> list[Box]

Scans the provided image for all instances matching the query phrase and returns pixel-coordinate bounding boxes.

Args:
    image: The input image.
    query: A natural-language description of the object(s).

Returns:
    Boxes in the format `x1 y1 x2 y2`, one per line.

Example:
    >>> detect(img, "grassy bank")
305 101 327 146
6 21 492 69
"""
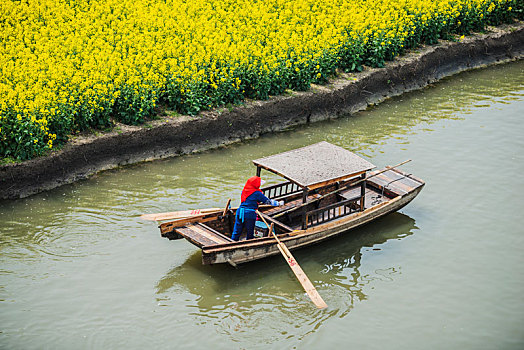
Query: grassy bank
0 0 522 161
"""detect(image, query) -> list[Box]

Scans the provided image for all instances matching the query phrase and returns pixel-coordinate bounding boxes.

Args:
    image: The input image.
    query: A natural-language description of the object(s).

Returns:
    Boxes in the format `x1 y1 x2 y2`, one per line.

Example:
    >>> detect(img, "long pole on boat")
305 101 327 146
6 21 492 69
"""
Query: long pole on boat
256 210 328 309
140 208 222 221
142 203 272 222
274 159 412 219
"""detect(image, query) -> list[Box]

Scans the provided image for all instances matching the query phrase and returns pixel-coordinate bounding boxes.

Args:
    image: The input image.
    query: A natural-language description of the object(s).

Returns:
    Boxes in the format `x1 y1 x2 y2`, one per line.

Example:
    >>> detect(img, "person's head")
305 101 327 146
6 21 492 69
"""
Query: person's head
241 176 264 202
245 176 262 189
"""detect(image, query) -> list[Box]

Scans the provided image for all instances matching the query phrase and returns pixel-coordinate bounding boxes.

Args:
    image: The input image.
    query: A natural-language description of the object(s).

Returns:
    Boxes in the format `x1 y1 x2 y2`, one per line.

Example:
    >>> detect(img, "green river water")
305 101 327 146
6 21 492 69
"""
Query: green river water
1 60 523 349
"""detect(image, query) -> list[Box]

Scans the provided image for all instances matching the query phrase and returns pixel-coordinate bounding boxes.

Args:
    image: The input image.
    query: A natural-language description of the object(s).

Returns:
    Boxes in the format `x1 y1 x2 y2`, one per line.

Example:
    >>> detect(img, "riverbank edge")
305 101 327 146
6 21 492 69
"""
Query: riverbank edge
1 22 523 200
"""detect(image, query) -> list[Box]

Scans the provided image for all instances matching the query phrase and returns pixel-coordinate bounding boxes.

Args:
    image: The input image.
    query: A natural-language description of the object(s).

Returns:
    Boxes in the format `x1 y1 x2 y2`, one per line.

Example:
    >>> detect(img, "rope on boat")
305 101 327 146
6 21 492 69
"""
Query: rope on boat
371 173 413 205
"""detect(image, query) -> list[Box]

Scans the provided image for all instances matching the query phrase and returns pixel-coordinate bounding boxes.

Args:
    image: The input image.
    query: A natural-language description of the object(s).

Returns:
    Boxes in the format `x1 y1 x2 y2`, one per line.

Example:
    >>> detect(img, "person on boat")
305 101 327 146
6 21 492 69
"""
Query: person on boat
231 176 282 241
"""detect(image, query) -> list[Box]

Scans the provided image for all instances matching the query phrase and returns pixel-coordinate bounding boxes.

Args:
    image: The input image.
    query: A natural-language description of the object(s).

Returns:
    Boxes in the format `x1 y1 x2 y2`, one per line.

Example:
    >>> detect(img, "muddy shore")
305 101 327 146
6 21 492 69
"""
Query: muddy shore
1 23 523 200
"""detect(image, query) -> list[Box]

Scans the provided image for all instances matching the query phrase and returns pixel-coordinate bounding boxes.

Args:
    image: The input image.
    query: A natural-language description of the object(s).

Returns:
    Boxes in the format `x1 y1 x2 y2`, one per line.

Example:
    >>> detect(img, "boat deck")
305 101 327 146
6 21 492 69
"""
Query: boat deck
176 223 233 247
367 168 424 196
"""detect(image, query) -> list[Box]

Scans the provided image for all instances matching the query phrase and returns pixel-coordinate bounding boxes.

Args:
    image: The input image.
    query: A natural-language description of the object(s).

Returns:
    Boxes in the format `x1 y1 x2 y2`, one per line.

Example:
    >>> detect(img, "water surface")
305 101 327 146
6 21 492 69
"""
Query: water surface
1 60 523 349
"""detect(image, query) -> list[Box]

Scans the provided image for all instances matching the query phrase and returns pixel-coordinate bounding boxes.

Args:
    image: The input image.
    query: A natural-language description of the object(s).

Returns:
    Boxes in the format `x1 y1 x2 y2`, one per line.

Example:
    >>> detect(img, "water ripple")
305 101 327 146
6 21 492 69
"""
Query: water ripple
152 213 416 345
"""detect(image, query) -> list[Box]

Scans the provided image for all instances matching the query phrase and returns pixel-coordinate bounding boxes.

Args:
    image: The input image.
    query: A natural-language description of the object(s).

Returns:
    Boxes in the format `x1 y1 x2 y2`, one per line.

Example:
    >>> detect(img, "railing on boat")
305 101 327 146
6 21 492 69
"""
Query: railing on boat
306 195 361 227
262 181 302 200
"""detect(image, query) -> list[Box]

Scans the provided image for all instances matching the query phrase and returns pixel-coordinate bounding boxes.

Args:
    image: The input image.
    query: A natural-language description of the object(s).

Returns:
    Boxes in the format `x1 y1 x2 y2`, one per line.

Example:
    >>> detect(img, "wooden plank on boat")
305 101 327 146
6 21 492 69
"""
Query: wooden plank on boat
377 172 415 193
338 187 360 200
175 223 232 248
197 223 233 242
263 199 300 216
376 174 411 192
159 212 223 234
175 226 216 248
369 172 410 195
141 208 221 221
263 194 321 216
202 235 281 252
191 223 232 244
388 167 425 185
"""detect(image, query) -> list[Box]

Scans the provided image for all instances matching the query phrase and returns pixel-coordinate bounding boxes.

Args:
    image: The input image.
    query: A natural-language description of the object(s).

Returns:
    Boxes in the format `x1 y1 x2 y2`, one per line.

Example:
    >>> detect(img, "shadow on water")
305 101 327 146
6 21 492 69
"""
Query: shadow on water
155 212 417 344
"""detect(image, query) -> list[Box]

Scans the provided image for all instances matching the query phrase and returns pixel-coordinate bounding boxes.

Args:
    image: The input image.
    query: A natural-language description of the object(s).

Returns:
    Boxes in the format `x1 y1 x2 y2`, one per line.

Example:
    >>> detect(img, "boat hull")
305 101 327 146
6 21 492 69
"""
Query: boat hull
202 184 423 265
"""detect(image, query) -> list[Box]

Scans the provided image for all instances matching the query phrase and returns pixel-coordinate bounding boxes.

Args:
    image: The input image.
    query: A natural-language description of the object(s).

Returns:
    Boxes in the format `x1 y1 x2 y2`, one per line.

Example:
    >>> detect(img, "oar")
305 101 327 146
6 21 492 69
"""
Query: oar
256 210 328 309
222 198 231 217
140 208 222 221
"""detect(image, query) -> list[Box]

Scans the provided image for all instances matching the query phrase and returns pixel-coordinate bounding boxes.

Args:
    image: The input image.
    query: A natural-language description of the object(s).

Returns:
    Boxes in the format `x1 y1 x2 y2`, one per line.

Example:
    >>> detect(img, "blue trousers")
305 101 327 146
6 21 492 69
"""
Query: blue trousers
231 217 256 241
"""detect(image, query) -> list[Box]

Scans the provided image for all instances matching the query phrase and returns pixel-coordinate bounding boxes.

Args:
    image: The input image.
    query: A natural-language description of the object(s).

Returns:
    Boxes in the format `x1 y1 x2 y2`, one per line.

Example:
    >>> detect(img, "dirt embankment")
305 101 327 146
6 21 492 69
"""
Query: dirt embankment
1 23 523 200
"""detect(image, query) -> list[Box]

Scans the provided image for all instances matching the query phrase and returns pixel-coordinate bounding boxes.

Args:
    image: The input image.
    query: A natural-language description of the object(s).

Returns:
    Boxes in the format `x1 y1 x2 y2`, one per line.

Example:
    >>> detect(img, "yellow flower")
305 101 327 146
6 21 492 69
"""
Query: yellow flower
1 0 517 160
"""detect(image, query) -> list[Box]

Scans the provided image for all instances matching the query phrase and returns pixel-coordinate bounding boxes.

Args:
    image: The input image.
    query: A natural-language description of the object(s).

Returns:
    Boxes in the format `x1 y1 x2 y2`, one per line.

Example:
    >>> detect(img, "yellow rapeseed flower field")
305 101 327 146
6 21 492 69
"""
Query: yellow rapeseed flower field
0 0 520 160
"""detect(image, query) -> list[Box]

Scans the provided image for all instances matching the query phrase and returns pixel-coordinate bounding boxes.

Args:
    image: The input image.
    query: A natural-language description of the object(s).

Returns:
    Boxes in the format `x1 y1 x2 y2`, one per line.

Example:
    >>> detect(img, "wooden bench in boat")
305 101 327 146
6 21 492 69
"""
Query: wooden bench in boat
175 223 233 248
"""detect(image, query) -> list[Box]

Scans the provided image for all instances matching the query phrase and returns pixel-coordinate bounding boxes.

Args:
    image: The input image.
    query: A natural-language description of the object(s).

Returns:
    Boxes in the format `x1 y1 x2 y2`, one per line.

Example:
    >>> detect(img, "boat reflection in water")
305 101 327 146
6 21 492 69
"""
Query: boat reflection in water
156 212 417 342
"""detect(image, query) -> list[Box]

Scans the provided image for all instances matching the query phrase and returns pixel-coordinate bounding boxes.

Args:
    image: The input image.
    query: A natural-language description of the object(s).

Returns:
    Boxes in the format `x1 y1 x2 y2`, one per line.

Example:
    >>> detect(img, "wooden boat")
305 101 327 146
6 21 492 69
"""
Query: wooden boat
158 142 424 266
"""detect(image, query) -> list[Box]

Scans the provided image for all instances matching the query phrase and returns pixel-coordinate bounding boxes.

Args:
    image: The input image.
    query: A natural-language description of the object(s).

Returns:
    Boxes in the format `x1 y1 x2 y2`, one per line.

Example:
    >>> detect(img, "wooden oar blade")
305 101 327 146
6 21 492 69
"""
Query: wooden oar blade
276 243 328 309
255 209 327 309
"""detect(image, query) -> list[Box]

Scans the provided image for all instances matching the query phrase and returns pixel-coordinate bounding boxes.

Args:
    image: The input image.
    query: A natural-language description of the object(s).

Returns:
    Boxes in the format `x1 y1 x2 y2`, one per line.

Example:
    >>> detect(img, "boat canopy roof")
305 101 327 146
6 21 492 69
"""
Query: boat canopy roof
252 142 376 190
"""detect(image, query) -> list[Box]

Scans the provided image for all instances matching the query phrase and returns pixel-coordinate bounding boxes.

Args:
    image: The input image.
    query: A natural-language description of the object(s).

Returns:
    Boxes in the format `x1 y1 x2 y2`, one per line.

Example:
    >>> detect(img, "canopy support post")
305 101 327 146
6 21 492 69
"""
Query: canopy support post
256 166 261 177
360 173 366 211
301 188 308 230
